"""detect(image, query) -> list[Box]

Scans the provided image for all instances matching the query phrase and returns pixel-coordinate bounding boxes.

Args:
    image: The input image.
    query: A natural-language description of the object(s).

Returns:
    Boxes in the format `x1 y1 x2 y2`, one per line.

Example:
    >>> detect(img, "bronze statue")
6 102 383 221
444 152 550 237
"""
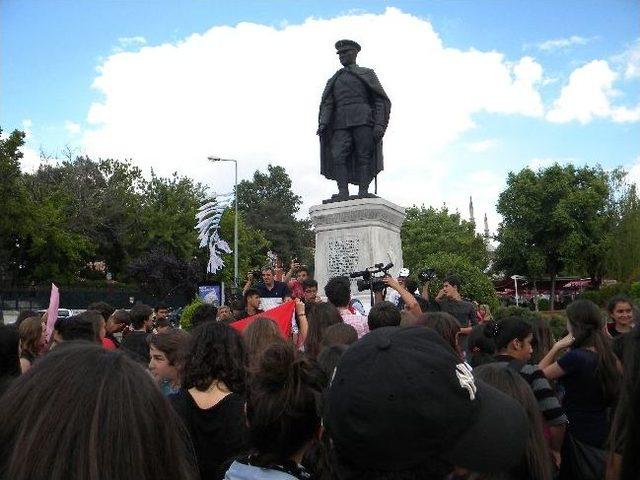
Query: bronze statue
318 39 391 202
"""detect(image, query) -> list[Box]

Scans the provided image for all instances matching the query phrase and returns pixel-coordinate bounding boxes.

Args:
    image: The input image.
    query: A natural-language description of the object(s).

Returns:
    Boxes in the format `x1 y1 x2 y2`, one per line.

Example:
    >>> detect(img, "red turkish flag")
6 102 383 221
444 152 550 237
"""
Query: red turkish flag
230 300 295 338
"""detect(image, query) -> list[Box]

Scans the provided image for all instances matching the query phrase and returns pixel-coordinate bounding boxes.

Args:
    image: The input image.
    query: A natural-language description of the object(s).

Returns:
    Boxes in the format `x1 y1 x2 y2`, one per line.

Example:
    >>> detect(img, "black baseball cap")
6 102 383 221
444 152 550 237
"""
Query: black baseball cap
325 326 528 473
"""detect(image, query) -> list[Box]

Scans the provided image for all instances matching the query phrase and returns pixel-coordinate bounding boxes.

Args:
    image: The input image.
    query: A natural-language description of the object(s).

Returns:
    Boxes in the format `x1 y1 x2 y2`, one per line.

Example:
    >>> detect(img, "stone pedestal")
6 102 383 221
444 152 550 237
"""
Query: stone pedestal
310 197 406 301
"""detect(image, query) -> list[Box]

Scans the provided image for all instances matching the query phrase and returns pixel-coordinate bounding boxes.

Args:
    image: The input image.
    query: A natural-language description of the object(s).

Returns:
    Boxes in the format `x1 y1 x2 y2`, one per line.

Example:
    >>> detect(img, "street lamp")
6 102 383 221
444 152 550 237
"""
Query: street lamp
510 275 526 306
208 156 238 287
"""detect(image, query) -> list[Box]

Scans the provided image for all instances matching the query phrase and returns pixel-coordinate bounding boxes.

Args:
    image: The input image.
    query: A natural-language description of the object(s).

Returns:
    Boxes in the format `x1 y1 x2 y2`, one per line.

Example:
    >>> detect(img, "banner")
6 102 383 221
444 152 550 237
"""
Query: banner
230 300 295 338
45 283 59 341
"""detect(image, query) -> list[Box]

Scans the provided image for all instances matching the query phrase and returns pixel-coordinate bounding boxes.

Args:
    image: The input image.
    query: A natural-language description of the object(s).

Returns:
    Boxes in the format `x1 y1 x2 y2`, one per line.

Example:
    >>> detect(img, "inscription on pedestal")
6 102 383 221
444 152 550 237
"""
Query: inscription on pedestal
327 238 360 279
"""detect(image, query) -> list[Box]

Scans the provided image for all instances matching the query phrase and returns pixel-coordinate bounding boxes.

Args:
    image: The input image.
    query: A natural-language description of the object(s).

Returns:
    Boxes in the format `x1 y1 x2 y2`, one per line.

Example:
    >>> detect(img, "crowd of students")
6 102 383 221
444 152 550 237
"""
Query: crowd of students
0 278 639 480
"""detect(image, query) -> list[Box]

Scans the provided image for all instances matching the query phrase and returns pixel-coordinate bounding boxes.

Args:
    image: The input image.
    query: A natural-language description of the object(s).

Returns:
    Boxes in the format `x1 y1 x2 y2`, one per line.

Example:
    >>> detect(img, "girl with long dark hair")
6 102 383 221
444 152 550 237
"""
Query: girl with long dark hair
225 342 325 479
474 364 553 480
539 299 621 480
304 302 343 358
171 321 248 480
0 342 198 480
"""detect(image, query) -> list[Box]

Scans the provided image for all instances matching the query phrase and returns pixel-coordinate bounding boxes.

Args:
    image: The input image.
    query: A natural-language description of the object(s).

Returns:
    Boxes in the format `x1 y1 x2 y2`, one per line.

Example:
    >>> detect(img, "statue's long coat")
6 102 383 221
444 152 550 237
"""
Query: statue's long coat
318 66 391 185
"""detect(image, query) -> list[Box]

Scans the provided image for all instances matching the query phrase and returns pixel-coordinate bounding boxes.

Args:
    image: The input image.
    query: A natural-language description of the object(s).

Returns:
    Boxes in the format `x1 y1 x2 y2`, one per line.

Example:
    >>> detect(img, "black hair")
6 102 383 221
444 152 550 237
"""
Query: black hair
467 324 497 368
484 317 532 352
0 325 20 395
58 315 99 343
607 294 634 314
474 364 552 480
155 303 169 312
324 276 351 308
368 301 401 331
612 327 640 479
0 343 199 480
415 296 431 313
302 279 318 290
87 301 115 321
317 344 348 383
182 322 246 394
442 273 461 289
305 302 343 359
191 304 218 328
77 310 104 341
246 342 324 467
404 278 419 295
566 299 620 405
130 304 153 330
297 266 310 275
244 288 261 301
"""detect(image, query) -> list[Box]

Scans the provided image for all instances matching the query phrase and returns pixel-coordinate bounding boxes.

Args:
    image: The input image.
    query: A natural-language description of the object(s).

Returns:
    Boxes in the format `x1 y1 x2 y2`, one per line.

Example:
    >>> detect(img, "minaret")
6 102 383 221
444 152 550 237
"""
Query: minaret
483 213 490 243
469 196 475 225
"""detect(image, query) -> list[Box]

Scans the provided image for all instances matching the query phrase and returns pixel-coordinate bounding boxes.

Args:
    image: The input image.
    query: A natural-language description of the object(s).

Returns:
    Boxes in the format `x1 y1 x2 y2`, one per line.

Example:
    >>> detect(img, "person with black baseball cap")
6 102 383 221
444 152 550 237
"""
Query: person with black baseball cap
325 326 528 479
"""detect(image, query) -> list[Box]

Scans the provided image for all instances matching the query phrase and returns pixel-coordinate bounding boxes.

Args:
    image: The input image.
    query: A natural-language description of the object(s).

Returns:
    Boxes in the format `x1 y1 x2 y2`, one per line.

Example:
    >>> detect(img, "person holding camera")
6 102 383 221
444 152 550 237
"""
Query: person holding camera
422 274 477 333
242 267 290 311
375 276 422 319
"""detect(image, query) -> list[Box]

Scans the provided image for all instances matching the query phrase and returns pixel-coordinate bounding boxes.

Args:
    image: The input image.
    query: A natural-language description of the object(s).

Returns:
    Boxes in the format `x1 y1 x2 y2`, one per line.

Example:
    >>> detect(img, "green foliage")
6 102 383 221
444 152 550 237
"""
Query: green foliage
605 171 640 282
402 206 489 272
211 209 271 286
417 252 499 311
578 282 640 307
494 164 613 307
493 305 534 320
237 164 314 269
179 297 203 329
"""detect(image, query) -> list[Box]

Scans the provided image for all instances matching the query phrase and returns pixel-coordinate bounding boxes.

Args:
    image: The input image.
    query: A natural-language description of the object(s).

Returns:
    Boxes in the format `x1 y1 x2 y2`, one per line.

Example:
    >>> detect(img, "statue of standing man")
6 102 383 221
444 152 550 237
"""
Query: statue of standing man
317 40 391 202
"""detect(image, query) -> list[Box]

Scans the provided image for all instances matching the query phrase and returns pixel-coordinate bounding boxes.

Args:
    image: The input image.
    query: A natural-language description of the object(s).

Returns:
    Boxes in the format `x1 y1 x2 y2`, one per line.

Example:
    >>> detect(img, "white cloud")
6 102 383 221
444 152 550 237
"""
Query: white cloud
535 35 593 51
467 139 498 153
65 121 81 135
547 60 640 124
82 7 545 218
612 39 640 79
21 119 33 129
19 146 43 173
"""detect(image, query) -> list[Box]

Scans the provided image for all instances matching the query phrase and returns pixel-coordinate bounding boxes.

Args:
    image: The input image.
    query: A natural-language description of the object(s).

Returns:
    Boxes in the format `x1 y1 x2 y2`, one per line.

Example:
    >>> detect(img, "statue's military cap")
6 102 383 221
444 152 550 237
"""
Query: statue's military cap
335 39 361 53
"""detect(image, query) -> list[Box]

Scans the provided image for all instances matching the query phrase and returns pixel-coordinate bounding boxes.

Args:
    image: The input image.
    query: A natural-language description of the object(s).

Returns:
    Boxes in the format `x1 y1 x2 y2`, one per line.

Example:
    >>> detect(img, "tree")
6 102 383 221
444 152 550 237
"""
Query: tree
401 206 489 273
494 164 611 308
237 164 314 268
0 129 31 285
605 171 640 282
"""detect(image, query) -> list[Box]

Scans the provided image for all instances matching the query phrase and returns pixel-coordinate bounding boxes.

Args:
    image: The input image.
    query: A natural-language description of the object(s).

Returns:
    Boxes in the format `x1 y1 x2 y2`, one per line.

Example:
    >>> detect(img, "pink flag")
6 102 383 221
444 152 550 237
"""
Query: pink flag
45 283 59 341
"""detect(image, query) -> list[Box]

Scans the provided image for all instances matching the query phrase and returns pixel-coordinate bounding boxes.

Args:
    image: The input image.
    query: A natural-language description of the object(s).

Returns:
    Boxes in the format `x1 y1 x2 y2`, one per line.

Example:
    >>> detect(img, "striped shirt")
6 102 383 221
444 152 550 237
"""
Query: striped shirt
494 354 568 426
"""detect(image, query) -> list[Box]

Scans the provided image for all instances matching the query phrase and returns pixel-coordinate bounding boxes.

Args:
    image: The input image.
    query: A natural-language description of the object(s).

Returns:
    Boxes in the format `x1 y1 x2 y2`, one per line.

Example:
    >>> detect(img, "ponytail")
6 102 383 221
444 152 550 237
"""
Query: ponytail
247 342 325 467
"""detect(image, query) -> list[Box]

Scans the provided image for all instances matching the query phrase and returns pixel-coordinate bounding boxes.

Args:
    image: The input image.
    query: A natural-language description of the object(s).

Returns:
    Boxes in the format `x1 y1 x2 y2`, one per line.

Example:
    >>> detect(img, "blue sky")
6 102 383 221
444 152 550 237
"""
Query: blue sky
2 1 639 230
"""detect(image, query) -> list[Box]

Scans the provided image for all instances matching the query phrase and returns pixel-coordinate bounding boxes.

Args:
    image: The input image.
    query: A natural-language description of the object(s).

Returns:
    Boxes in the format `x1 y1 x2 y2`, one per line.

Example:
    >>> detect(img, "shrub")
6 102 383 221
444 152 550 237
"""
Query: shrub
179 297 203 330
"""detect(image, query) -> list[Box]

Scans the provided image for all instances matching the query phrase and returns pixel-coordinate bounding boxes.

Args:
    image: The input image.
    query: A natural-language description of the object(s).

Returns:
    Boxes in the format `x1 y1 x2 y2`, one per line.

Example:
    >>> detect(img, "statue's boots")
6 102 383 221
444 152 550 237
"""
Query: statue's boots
358 165 374 197
332 165 350 201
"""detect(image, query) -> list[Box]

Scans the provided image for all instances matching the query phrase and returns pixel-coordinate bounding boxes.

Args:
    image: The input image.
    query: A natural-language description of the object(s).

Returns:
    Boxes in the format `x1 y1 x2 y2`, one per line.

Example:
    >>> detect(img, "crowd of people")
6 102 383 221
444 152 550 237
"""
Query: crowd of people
0 265 639 480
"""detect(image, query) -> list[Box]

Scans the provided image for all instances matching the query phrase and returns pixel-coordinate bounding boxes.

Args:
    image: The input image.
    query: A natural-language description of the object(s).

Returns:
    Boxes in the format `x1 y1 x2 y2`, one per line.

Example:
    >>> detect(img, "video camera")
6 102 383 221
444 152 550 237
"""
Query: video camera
418 268 437 283
350 263 394 292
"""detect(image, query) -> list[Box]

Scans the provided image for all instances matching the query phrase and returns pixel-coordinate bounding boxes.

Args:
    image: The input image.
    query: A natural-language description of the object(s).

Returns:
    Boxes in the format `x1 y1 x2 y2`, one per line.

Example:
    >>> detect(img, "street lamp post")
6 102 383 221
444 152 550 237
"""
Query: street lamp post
208 157 238 287
510 275 525 307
